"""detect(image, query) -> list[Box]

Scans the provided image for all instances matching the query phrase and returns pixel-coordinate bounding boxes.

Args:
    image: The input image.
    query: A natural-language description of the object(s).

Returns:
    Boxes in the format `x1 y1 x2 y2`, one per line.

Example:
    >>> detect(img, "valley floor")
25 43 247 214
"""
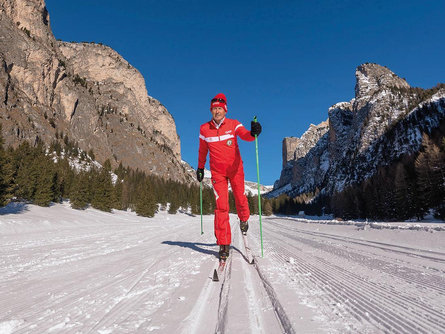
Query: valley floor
0 203 444 333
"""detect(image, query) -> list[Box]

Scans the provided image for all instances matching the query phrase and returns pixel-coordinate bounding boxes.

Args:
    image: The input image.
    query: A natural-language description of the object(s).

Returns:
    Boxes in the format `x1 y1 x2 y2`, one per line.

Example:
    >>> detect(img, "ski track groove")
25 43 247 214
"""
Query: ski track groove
272 225 445 297
251 257 296 334
234 222 296 334
265 222 445 334
269 218 445 264
3 210 444 333
270 239 424 334
214 249 232 334
269 219 445 293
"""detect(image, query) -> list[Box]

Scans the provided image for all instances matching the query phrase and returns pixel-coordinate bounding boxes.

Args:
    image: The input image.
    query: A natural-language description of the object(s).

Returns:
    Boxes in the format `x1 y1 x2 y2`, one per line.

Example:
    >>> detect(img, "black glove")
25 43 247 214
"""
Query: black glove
251 121 262 137
196 168 204 182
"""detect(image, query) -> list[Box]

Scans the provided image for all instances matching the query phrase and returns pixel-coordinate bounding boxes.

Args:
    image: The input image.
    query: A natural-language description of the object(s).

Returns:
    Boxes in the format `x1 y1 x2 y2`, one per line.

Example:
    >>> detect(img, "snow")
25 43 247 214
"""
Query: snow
1 203 444 333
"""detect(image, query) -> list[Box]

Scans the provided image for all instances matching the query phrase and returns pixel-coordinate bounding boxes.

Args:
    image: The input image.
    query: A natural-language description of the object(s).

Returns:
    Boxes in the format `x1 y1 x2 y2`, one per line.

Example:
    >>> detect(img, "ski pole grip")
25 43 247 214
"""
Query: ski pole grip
253 116 258 123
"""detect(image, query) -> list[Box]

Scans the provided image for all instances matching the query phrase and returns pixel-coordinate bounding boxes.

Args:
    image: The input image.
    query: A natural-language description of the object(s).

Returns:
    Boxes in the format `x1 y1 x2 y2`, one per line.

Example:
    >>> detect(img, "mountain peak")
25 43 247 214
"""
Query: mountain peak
355 63 410 99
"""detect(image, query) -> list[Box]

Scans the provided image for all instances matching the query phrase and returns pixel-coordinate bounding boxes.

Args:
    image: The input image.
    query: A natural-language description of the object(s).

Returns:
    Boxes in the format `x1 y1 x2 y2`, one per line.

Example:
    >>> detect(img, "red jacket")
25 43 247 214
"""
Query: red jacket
198 118 254 176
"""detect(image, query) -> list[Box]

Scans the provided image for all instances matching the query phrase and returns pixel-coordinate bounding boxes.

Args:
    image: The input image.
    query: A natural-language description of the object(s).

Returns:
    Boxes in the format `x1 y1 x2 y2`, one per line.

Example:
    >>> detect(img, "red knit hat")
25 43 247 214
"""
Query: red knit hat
210 93 227 112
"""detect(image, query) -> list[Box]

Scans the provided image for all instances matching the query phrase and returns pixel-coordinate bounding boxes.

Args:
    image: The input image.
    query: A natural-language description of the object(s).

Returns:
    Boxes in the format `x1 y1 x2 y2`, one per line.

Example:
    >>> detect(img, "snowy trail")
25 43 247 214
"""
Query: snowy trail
0 203 444 333
258 217 445 333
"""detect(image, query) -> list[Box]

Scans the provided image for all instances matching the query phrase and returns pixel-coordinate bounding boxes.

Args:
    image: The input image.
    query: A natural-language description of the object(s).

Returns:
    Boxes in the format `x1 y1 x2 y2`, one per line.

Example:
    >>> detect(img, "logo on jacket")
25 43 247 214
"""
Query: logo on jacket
227 139 233 146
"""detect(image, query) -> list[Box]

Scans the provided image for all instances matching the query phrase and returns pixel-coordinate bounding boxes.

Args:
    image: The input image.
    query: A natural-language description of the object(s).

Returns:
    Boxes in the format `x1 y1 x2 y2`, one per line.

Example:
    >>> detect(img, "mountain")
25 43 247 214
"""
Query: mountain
269 63 445 198
0 0 193 183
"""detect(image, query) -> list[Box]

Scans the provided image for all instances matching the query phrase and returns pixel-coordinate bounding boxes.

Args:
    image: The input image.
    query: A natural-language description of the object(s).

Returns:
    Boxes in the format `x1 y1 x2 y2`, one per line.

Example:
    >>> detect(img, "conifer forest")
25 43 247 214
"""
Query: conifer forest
0 125 443 221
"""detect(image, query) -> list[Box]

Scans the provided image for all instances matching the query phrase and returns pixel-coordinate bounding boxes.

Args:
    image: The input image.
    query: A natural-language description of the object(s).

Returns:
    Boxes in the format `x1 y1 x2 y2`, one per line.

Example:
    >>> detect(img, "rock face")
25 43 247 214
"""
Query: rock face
0 0 192 182
269 63 445 198
276 121 329 190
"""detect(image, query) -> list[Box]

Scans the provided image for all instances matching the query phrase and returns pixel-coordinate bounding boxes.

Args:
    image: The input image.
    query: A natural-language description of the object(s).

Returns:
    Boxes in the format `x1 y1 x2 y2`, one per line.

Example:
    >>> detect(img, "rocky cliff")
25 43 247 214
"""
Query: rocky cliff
0 0 191 182
270 63 445 198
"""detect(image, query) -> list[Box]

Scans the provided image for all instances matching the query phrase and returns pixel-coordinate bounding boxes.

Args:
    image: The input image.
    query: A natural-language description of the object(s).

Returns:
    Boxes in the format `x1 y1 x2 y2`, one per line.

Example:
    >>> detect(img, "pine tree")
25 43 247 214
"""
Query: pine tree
55 158 75 200
190 184 200 215
415 134 445 218
0 127 13 206
135 179 157 217
70 171 91 209
168 197 179 214
13 141 39 201
33 156 56 206
203 188 215 214
90 161 114 212
394 163 410 220
263 200 273 216
229 191 236 214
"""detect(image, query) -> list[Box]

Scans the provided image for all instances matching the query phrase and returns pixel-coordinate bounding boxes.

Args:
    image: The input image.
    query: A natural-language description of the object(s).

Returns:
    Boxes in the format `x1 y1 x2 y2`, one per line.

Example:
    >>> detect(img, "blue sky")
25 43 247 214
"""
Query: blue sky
45 0 445 185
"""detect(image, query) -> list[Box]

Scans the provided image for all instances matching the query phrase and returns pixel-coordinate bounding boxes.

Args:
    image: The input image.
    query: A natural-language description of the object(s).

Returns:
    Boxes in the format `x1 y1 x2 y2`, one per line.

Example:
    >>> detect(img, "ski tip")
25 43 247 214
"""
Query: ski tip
212 269 219 282
250 259 255 265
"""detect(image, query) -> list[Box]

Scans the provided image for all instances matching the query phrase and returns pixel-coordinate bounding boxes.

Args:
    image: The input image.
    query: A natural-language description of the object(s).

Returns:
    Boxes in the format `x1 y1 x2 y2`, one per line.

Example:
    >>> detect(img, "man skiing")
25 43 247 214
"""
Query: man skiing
197 93 262 262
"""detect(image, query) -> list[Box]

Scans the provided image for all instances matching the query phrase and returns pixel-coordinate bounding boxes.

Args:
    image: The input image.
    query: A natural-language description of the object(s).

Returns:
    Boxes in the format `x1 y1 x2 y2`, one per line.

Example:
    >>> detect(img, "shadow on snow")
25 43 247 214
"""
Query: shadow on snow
0 202 29 215
162 240 250 262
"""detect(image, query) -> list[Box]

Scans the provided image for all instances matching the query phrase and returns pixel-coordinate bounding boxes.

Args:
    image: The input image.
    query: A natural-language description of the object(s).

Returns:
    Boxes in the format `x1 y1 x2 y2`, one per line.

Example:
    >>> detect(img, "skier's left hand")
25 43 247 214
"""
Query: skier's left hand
196 168 204 182
251 121 262 137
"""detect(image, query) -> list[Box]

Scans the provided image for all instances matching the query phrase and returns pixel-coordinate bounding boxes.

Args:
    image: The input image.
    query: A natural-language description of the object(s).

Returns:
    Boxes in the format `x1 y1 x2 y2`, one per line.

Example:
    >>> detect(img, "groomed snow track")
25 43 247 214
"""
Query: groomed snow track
262 217 445 334
181 223 295 334
0 203 444 333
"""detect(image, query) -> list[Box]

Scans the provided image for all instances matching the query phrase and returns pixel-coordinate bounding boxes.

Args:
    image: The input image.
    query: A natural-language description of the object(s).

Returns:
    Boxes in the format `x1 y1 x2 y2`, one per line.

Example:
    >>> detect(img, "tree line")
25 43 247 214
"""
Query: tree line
3 124 441 221
268 132 445 221
0 126 274 218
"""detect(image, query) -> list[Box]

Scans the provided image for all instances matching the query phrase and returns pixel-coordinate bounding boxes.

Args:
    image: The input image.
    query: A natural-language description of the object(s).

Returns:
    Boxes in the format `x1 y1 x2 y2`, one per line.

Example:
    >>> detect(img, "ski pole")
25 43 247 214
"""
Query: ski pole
199 176 204 235
253 116 264 257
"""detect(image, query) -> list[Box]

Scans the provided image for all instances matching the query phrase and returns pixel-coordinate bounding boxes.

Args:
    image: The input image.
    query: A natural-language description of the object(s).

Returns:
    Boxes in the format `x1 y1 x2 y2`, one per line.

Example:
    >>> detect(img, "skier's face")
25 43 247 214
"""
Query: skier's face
211 107 226 124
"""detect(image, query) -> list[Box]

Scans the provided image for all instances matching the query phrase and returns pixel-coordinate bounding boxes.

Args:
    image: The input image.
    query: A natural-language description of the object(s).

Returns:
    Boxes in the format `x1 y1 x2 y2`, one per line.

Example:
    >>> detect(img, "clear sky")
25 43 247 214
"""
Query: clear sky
45 0 445 185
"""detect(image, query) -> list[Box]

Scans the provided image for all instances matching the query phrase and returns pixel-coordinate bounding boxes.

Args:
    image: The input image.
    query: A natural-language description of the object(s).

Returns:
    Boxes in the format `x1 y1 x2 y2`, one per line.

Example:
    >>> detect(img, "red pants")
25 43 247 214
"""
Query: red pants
212 168 250 245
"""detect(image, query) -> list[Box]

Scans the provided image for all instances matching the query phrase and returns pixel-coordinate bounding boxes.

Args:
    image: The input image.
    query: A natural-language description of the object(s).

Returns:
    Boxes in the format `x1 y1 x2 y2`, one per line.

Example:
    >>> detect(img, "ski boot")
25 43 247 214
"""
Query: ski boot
219 245 230 262
240 220 249 235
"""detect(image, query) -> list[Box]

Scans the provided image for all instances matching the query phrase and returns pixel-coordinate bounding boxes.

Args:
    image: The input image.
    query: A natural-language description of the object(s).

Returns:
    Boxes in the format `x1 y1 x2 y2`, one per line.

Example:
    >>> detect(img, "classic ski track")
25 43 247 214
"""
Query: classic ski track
268 239 419 334
268 218 445 293
284 229 445 295
178 261 219 334
268 218 445 263
10 227 188 333
189 222 294 334
235 224 296 334
251 257 296 334
214 249 233 334
265 224 445 334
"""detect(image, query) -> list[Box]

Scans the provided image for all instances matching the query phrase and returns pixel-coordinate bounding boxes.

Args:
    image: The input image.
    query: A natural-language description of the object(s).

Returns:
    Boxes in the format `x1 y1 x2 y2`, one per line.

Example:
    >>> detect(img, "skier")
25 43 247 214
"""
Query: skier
197 93 262 262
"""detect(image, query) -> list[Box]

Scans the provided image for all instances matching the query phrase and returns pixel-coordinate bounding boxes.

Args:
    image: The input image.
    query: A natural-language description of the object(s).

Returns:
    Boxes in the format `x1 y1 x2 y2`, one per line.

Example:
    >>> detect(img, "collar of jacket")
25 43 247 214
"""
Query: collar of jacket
211 117 226 129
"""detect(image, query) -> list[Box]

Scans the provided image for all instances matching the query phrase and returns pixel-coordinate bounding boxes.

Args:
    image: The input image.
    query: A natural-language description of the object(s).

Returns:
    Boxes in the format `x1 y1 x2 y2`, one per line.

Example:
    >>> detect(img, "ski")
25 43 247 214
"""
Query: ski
241 233 255 264
212 259 228 282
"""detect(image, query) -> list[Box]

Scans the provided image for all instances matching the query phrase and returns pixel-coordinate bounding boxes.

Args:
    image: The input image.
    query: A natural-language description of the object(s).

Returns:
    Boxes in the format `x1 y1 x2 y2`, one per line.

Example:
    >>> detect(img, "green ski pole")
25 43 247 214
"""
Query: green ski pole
199 175 204 235
253 116 264 257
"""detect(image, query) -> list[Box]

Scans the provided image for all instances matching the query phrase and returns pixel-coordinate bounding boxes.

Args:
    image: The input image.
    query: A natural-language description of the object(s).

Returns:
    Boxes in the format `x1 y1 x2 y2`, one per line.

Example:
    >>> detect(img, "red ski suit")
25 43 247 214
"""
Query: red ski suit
198 118 255 245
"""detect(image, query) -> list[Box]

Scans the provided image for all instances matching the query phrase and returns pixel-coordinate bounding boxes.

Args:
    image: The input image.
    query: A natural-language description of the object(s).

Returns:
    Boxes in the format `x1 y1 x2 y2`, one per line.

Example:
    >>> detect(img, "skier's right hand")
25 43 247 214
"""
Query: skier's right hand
196 168 204 182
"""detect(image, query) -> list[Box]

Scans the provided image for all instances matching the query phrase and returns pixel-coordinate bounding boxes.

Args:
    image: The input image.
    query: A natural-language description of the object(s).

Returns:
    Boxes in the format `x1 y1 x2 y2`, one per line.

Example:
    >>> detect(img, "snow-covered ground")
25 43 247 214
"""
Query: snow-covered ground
0 203 444 333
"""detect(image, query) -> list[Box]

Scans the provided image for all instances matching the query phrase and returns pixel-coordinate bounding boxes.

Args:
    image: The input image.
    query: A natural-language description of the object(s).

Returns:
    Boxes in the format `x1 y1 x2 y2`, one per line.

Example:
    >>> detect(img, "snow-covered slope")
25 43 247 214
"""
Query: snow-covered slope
0 202 444 333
